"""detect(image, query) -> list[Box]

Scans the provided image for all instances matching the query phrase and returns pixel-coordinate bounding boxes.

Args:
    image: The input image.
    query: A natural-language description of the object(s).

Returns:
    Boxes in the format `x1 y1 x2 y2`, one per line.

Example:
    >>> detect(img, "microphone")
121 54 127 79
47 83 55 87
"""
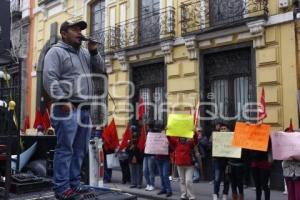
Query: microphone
80 35 101 44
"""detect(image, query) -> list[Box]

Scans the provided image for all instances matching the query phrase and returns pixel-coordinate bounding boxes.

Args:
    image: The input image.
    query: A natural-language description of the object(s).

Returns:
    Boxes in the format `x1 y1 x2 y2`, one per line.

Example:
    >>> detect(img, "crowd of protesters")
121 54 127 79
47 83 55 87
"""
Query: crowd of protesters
100 120 300 200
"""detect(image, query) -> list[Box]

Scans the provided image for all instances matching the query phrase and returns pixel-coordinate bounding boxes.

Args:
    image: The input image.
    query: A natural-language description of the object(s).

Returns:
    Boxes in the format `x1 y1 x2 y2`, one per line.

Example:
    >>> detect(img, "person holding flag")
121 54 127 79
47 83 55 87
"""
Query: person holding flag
250 87 272 200
102 118 119 183
169 129 198 200
126 125 144 189
117 123 131 184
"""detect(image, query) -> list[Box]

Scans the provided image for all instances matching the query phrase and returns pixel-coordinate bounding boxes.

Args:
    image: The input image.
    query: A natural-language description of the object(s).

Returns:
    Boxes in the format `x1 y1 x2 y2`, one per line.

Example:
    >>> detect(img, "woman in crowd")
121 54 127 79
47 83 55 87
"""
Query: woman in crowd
143 122 156 191
212 123 230 200
126 127 144 189
250 138 272 200
169 132 198 200
283 159 300 200
282 128 300 200
118 148 131 184
154 126 172 197
229 149 248 200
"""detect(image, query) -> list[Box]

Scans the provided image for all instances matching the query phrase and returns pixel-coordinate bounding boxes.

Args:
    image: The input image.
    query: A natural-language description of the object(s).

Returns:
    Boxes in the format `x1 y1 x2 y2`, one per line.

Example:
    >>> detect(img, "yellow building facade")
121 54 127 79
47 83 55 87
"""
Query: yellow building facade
30 0 300 135
101 0 299 133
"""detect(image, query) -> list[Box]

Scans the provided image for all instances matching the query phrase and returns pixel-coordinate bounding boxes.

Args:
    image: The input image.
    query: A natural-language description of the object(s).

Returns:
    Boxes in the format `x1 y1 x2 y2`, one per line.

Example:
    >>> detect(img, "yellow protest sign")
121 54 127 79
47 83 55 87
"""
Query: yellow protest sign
166 114 194 138
212 132 241 158
233 122 270 152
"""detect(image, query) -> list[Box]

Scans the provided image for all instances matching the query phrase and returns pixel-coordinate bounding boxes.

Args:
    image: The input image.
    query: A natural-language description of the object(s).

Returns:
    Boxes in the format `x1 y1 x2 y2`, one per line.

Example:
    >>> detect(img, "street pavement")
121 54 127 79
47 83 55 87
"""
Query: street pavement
106 170 287 200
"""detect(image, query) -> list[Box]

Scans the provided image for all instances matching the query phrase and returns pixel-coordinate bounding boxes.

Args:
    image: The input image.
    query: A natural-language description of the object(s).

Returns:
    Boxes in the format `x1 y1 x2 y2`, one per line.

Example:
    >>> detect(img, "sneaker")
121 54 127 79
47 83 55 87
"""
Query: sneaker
55 188 80 200
169 176 173 181
166 192 172 197
129 185 137 188
212 194 218 200
222 194 227 200
72 185 91 194
180 194 188 200
283 190 288 195
145 185 150 191
148 185 154 191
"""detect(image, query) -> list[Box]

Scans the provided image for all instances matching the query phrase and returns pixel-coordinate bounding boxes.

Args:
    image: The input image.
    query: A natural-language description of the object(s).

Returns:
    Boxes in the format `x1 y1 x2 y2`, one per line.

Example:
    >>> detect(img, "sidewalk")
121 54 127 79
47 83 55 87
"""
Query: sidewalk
106 170 286 200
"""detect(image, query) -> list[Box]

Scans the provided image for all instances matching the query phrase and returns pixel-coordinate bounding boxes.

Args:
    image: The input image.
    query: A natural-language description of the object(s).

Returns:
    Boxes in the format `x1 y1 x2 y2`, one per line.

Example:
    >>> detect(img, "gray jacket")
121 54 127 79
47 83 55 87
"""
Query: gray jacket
43 41 105 103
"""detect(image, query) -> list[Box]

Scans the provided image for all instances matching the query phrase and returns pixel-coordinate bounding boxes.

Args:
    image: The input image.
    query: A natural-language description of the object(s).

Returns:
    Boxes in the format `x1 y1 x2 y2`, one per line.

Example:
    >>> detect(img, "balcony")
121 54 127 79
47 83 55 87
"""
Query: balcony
108 6 175 52
180 0 268 35
89 27 116 56
10 0 22 20
38 0 53 6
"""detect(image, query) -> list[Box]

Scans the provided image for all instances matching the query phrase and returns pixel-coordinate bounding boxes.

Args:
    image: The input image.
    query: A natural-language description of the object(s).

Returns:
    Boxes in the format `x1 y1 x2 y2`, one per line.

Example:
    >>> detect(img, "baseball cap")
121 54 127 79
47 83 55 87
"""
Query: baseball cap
60 20 87 33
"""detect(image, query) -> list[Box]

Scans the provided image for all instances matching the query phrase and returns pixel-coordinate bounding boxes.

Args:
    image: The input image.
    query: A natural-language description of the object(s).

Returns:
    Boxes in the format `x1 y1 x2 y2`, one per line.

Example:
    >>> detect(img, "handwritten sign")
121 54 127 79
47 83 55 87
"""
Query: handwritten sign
212 132 241 158
271 131 300 160
233 122 270 152
166 114 194 138
144 132 169 155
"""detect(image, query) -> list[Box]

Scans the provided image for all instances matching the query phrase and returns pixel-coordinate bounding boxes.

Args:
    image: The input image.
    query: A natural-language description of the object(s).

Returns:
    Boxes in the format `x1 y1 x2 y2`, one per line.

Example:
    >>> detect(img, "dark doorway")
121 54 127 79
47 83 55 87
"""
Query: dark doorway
200 44 256 132
131 60 166 127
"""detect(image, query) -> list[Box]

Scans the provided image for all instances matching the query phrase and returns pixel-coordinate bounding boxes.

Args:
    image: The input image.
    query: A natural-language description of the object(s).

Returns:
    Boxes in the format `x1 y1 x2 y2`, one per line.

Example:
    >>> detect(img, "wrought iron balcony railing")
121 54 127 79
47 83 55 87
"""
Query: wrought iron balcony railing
110 6 175 51
89 7 175 53
180 0 268 35
38 0 53 6
10 0 20 13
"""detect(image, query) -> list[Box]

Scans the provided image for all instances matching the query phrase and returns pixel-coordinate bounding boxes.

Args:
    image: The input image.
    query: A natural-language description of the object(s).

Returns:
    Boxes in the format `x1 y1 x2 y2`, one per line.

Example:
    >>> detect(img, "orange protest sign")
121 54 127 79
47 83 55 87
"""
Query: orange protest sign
233 122 270 152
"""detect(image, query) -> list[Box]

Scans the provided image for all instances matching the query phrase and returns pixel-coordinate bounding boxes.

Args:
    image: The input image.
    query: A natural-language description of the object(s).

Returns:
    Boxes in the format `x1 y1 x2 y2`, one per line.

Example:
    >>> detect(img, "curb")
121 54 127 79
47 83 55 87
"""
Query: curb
120 188 178 200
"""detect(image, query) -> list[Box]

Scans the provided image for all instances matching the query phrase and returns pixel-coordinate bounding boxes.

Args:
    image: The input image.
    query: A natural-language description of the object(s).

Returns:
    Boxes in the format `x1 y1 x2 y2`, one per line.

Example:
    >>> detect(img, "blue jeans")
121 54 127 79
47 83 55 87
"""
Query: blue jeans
213 159 230 196
51 106 91 194
143 155 156 186
192 167 200 181
129 164 143 186
104 153 112 182
156 159 172 193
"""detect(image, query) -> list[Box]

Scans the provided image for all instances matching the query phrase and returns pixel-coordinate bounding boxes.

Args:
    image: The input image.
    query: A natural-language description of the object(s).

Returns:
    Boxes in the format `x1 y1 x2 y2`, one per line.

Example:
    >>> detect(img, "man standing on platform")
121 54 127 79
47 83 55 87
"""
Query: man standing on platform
43 20 105 200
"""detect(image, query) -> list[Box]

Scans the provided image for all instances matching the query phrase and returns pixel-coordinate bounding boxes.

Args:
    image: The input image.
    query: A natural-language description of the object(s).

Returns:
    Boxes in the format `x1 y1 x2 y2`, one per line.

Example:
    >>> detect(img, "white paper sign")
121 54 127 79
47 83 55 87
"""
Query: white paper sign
271 131 300 160
106 153 120 169
144 132 169 155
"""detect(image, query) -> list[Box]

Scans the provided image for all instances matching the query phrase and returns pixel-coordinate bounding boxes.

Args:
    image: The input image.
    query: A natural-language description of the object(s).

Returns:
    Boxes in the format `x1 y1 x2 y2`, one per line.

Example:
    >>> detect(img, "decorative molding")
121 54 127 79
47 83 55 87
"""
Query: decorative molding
160 41 174 64
199 40 212 48
105 55 113 74
37 0 67 19
116 51 129 71
247 19 266 48
267 11 293 25
184 36 198 60
215 35 233 44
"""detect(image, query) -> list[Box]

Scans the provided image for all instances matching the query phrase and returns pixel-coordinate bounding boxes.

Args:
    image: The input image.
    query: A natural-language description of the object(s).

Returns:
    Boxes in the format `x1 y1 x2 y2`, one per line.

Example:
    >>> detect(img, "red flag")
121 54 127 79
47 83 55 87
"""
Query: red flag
138 97 145 120
23 115 30 131
102 118 119 151
288 118 294 132
33 109 44 129
43 109 51 130
119 123 131 151
258 87 267 121
138 124 146 151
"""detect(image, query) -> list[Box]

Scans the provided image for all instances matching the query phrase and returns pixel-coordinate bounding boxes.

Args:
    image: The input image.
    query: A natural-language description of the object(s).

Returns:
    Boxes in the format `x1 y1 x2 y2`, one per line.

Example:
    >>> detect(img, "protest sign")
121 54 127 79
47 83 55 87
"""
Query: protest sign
106 153 120 169
166 114 194 138
212 132 241 158
271 131 300 160
233 122 270 152
144 132 169 155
